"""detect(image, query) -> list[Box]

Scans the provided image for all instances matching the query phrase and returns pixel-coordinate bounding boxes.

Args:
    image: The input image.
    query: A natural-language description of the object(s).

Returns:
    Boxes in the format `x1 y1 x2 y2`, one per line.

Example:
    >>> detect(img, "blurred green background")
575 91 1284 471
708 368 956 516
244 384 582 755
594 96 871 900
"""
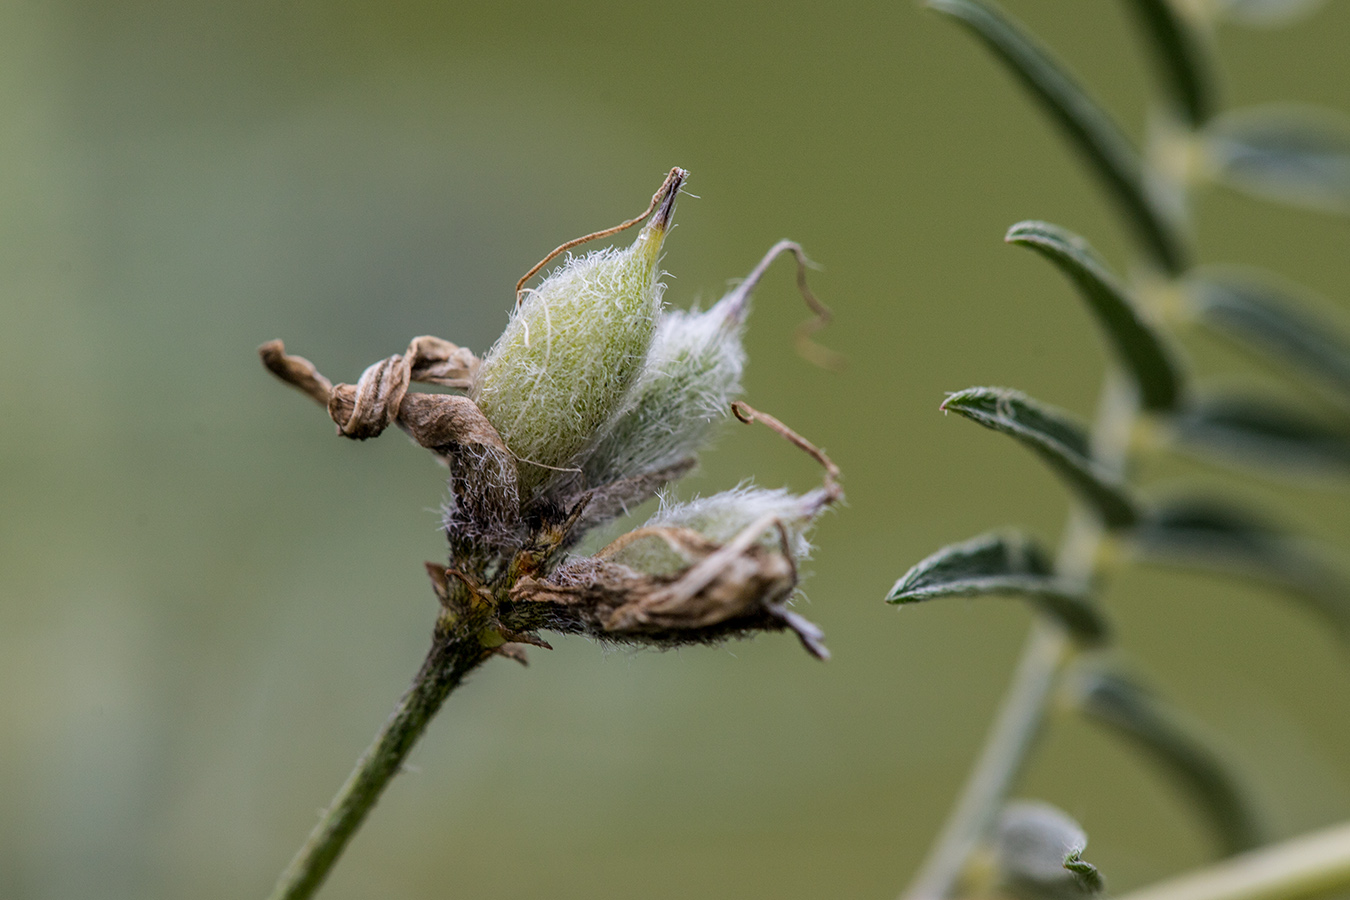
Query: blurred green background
4 1 1350 898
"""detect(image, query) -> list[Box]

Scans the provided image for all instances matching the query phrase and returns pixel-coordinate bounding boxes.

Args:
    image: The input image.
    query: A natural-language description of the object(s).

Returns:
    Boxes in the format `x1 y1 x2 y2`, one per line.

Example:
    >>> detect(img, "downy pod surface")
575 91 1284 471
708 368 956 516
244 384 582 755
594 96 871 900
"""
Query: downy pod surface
472 171 684 496
607 485 826 577
582 289 748 487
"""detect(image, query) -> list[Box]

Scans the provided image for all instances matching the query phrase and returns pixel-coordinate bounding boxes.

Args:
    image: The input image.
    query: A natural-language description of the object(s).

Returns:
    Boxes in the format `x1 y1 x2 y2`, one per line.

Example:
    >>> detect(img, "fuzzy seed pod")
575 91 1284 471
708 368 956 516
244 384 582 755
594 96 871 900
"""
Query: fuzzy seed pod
581 290 748 487
472 179 682 496
606 486 826 577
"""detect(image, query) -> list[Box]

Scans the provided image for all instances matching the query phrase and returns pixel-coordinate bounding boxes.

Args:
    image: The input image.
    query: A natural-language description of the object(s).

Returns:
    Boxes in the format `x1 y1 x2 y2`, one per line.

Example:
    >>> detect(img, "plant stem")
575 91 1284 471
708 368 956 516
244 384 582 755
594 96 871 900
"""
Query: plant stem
900 615 1072 900
266 630 488 900
1113 820 1350 900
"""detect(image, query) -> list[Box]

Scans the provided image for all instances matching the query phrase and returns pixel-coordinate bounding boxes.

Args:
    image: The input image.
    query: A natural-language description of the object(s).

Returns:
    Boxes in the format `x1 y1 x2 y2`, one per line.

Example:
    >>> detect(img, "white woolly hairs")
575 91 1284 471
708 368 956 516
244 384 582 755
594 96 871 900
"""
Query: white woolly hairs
608 486 821 577
472 221 668 496
581 290 749 486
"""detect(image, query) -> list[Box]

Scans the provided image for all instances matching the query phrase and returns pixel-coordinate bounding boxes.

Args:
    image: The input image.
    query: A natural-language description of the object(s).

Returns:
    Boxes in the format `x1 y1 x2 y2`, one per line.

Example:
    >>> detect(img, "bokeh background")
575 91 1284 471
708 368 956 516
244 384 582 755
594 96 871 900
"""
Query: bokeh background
4 1 1350 898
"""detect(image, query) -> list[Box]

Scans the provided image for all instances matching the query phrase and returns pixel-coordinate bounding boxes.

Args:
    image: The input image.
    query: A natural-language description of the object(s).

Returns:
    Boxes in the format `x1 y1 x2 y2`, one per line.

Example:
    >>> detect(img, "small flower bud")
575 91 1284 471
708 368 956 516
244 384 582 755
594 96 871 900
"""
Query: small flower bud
472 172 684 496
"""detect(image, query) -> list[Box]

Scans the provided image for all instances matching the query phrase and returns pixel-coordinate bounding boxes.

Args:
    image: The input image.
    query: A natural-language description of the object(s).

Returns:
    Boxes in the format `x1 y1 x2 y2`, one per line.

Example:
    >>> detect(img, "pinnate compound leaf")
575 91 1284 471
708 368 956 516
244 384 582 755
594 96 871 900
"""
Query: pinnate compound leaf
1205 106 1350 215
1172 393 1350 477
1131 498 1350 637
1216 0 1327 28
1189 274 1350 408
927 0 1187 273
942 388 1138 529
996 801 1104 900
1119 0 1216 126
1072 668 1263 856
1008 222 1184 412
889 532 1108 643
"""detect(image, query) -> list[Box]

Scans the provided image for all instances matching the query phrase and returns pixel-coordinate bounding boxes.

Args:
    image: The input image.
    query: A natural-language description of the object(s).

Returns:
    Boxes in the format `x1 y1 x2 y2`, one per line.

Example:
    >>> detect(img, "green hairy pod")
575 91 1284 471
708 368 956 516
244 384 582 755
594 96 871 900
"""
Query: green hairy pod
471 176 682 496
581 289 749 487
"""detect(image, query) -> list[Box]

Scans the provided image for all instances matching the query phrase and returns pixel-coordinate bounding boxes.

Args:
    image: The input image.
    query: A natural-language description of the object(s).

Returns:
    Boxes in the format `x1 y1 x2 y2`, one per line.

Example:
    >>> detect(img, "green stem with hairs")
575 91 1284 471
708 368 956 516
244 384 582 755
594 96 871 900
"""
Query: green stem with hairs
266 628 490 900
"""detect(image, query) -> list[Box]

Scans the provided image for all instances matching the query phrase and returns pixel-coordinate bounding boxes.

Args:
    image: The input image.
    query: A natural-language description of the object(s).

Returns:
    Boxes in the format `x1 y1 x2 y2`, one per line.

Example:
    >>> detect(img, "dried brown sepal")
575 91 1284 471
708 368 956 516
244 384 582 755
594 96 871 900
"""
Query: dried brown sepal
444 567 496 612
755 241 845 373
425 562 452 607
494 643 531 666
259 340 334 407
498 629 552 650
325 339 483 441
260 338 521 548
260 335 482 437
405 335 479 388
512 510 829 659
731 401 843 505
259 336 478 418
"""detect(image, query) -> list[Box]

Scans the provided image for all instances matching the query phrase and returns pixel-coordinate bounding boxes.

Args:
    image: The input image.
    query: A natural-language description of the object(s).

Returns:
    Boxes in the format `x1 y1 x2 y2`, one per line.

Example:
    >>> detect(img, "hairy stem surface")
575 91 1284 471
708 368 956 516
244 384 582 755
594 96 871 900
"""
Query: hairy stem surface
266 630 489 900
